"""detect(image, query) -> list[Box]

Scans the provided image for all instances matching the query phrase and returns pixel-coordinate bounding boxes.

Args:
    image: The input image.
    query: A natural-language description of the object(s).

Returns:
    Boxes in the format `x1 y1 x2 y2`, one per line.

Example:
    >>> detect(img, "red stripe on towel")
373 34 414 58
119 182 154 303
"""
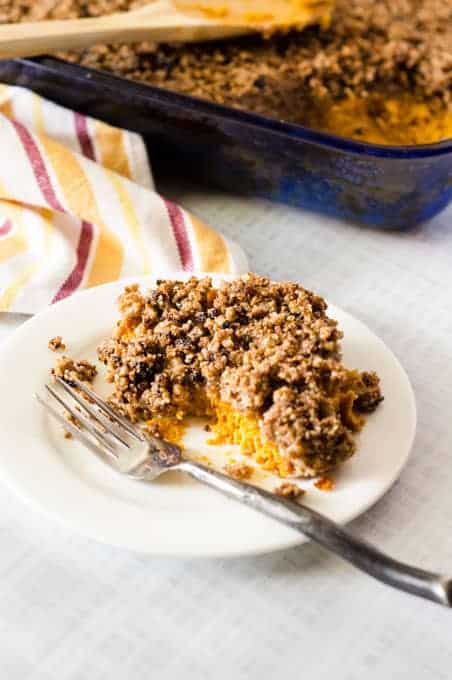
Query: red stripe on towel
0 220 12 237
164 199 194 271
74 112 96 161
52 221 94 303
12 119 66 212
13 119 96 301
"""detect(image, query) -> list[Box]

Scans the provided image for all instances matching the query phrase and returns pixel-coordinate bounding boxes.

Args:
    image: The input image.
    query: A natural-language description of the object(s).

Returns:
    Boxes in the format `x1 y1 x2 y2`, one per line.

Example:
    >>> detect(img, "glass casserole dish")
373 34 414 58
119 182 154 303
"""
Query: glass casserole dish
0 55 450 229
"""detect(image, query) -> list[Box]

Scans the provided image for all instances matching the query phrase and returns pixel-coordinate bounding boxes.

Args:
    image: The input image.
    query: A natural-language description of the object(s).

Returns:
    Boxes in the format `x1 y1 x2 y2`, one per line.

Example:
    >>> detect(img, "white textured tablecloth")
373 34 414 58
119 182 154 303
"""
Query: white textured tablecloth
1 183 452 679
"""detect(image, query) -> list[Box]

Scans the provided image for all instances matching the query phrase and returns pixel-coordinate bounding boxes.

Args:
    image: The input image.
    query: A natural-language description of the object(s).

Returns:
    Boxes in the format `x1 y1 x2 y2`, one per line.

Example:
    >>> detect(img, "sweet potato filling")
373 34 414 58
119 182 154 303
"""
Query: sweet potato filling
143 384 364 477
174 0 334 32
144 398 303 476
131 377 366 482
145 416 187 446
208 401 294 477
312 95 452 146
212 380 365 476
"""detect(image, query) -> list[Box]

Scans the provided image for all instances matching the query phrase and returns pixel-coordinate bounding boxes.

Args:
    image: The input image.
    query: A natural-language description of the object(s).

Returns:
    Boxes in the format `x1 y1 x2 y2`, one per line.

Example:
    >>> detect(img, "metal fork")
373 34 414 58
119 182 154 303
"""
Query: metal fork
38 377 452 608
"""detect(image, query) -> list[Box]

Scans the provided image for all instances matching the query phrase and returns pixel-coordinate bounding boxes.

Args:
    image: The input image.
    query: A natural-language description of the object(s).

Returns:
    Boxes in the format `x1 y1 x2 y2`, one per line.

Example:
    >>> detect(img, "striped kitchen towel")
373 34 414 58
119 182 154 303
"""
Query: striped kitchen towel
0 84 247 314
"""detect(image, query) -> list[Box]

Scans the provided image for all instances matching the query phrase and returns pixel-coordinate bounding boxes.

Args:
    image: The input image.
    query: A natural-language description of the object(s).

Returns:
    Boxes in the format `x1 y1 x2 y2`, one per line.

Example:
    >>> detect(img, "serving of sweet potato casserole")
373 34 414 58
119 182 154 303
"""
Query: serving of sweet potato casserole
97 274 382 477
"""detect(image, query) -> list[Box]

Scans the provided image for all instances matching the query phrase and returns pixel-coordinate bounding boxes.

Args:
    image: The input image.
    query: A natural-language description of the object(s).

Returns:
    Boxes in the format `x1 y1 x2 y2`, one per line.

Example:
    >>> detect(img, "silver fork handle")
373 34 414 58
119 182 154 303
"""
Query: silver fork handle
178 460 452 607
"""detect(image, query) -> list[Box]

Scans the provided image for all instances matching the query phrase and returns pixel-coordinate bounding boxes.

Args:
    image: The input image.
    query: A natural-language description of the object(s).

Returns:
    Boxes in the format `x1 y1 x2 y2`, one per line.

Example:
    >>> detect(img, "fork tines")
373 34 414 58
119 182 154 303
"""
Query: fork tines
36 377 144 465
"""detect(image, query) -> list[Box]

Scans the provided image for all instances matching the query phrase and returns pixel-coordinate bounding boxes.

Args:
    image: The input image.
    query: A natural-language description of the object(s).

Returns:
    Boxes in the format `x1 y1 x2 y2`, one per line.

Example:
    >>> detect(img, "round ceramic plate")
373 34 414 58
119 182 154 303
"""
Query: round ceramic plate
0 273 416 557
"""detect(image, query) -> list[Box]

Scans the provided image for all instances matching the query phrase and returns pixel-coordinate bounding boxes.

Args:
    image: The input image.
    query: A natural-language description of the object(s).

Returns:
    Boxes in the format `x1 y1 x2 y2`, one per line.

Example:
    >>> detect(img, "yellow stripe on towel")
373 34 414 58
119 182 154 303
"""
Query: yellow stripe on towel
189 213 231 273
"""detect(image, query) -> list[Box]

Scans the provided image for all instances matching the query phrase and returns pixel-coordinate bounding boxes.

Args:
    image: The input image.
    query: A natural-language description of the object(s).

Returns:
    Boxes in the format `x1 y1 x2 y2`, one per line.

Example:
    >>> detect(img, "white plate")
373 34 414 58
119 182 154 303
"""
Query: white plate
0 273 416 557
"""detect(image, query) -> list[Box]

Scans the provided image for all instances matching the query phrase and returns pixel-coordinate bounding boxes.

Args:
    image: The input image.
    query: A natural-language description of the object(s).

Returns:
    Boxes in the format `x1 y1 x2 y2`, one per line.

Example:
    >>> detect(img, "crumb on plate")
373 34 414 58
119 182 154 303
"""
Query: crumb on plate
274 482 305 499
64 411 80 429
223 462 253 480
48 336 66 352
314 476 335 491
52 356 97 383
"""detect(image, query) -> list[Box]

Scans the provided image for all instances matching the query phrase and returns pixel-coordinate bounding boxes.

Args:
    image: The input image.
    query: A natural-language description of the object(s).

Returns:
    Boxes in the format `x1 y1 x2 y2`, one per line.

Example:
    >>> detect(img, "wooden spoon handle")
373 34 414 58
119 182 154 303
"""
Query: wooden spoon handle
0 15 126 59
0 13 249 59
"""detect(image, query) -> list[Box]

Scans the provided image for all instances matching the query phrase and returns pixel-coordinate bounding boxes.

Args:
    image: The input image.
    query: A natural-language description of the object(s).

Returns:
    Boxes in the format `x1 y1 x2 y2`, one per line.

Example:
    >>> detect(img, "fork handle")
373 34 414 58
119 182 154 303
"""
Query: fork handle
178 460 452 607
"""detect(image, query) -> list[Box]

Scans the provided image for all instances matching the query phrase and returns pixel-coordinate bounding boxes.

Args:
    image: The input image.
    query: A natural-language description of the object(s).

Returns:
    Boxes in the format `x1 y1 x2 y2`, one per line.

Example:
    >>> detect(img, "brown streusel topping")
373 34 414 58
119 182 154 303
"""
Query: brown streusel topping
52 356 98 383
98 274 382 475
0 0 148 22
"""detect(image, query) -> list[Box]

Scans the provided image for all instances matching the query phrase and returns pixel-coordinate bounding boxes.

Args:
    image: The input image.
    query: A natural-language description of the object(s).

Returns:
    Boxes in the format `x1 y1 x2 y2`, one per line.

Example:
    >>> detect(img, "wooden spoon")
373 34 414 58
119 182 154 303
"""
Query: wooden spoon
0 0 333 59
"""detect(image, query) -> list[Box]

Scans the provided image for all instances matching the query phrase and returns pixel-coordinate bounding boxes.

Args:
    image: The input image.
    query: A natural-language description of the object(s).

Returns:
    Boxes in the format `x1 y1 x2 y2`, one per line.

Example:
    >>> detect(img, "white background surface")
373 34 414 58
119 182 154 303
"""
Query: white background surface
1 182 452 678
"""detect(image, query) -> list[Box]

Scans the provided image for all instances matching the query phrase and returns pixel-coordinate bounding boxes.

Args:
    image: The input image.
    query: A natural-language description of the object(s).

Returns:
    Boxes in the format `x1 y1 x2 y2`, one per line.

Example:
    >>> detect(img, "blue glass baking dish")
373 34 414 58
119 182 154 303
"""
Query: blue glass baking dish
0 55 450 229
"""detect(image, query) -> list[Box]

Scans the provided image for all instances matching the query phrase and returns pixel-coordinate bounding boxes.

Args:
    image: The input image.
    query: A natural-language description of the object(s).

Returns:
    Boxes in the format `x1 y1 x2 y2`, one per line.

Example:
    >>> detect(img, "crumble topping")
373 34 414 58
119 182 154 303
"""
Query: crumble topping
52 0 451 110
48 336 66 352
0 0 149 22
98 274 382 476
52 356 98 383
